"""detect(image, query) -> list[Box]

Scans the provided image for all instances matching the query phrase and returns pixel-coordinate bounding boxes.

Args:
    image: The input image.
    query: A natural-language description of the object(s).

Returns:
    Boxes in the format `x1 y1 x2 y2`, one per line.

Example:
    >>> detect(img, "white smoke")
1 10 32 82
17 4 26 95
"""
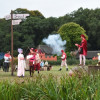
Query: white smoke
43 34 66 55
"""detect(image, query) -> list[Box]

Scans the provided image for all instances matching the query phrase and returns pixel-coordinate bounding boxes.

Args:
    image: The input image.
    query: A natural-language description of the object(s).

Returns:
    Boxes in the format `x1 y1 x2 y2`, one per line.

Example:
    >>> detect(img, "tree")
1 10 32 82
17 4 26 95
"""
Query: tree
58 22 87 51
0 19 11 52
19 17 59 48
13 8 45 18
1 7 100 53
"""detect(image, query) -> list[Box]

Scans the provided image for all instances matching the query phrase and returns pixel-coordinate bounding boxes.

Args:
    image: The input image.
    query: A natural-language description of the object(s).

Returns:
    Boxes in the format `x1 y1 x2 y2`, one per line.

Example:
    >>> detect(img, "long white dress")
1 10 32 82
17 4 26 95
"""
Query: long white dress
17 53 26 77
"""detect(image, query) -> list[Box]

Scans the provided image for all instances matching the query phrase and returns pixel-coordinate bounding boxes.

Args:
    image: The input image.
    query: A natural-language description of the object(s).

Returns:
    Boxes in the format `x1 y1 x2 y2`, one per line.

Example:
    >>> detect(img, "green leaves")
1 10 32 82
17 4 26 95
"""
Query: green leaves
58 22 87 51
13 8 44 18
0 72 100 100
1 7 100 54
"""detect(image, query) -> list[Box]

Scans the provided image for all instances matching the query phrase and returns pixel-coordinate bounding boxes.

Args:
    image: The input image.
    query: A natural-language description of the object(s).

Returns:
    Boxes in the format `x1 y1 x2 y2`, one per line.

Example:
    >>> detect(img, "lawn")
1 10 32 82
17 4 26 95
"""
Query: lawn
0 65 74 81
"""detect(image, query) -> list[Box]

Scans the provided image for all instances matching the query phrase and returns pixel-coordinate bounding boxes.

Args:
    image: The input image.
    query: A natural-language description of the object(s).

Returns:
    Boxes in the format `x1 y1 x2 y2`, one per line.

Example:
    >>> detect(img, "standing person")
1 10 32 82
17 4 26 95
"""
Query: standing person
17 48 26 77
34 49 41 74
58 50 68 71
40 60 44 68
27 48 35 77
75 34 87 66
4 51 11 72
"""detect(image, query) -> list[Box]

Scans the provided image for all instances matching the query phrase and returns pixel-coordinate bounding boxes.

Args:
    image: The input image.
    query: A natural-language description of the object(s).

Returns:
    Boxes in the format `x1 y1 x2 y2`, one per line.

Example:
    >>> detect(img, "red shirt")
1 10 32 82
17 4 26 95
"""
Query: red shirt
78 38 87 56
61 52 67 61
28 53 35 66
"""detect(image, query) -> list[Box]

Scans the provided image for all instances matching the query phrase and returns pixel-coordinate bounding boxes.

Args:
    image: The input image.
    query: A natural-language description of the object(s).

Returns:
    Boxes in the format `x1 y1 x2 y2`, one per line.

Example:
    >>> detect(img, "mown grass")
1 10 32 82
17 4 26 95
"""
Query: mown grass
0 65 100 100
0 65 73 81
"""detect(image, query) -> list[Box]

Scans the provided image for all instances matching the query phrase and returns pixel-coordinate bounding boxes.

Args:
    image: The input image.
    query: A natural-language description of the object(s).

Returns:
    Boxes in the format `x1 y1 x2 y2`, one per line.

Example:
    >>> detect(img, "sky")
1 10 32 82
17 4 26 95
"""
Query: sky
0 0 100 18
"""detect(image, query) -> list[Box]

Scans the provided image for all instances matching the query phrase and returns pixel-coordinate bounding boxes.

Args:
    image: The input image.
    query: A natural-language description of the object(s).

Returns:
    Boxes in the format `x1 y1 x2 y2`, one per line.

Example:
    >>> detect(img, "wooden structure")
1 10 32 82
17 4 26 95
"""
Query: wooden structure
88 65 100 74
76 51 100 59
39 53 57 61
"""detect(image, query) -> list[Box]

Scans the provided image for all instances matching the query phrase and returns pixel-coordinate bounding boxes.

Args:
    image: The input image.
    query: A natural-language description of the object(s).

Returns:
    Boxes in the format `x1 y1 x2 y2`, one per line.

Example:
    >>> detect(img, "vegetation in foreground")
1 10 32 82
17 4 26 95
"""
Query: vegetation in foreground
0 65 100 100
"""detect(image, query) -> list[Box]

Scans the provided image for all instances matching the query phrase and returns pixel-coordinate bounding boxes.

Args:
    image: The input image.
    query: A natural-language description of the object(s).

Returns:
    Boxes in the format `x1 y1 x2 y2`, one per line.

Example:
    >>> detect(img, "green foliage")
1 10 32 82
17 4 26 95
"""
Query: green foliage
67 58 79 65
13 8 44 18
66 51 72 58
1 73 100 99
0 13 59 55
19 17 59 47
13 57 18 65
86 59 98 65
48 59 98 66
71 8 100 50
0 19 11 52
48 60 61 65
1 7 100 55
58 22 87 51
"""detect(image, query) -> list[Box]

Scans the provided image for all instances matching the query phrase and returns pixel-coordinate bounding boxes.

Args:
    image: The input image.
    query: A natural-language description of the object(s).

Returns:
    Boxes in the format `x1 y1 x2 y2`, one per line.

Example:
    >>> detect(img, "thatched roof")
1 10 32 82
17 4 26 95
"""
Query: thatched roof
37 45 53 55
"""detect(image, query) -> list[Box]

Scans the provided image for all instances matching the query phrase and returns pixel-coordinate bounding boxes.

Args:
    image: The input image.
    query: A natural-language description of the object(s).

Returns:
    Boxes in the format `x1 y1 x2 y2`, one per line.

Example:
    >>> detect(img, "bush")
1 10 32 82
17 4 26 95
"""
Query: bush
48 58 98 66
48 60 61 65
67 58 79 65
86 59 98 65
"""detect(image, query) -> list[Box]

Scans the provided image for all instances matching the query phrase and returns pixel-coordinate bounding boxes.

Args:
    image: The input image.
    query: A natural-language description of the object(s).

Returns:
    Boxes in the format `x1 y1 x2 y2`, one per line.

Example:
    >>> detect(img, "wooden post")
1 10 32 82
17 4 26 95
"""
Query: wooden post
11 10 14 76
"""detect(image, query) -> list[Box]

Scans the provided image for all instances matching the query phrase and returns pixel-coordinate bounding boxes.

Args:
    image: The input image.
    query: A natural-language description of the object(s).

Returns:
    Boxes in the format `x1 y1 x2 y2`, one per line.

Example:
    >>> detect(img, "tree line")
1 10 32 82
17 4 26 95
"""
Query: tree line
0 7 100 56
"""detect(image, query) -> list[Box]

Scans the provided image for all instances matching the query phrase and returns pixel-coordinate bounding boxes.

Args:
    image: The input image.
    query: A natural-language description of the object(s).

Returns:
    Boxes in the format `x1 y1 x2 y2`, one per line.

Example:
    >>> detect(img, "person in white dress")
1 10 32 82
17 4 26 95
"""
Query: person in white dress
17 48 26 77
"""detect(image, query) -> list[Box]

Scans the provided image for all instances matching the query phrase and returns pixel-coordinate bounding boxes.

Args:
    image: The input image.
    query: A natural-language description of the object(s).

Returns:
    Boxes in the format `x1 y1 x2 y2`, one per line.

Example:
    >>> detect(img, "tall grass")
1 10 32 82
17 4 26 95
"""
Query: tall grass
0 72 100 100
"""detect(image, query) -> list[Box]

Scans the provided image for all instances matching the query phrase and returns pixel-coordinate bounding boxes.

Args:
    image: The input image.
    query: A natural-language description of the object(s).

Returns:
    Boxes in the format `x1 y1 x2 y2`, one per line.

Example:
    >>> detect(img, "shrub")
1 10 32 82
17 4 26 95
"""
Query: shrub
48 60 61 65
86 60 98 65
48 58 98 66
67 58 79 65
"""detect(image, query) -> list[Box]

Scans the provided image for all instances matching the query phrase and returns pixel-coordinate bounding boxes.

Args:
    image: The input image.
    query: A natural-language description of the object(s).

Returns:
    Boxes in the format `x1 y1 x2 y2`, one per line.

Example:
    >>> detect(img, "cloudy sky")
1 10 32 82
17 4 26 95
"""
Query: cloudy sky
0 0 100 18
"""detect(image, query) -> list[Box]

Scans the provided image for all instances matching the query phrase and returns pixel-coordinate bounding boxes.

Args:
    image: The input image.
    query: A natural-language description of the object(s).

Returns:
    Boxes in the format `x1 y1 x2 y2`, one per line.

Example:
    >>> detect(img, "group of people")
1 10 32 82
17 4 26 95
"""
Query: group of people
40 60 52 71
2 34 87 77
17 48 41 77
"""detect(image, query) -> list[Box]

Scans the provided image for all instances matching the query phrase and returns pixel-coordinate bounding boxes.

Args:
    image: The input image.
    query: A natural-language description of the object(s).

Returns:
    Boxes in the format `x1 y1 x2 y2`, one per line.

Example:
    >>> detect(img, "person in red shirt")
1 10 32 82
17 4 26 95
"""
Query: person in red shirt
34 49 41 74
4 51 11 72
27 48 35 77
58 50 68 71
75 34 87 66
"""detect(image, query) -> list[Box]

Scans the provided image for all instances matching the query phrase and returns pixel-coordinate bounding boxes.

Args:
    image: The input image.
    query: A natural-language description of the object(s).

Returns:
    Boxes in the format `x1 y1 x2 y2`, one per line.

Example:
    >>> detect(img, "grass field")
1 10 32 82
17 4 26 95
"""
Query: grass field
0 65 74 81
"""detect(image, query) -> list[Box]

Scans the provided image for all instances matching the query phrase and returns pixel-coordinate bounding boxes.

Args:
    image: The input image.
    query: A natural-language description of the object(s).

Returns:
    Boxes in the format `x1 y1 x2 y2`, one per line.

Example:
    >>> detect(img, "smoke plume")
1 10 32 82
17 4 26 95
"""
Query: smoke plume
43 34 66 55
